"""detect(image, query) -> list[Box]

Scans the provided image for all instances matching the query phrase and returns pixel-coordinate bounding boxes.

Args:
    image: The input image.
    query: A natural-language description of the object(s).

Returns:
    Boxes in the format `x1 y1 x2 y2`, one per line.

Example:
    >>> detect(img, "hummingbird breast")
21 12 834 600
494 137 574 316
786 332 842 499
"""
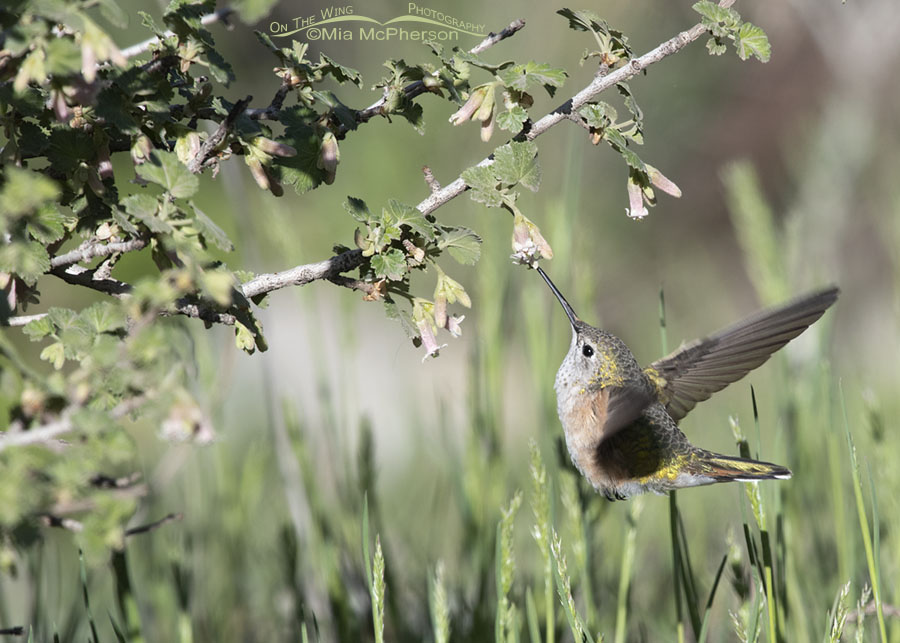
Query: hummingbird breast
555 367 695 497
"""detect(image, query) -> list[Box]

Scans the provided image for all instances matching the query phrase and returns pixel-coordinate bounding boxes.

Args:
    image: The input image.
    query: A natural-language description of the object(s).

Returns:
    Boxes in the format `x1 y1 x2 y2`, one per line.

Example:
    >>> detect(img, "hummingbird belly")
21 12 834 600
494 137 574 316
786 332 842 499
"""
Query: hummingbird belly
560 397 704 498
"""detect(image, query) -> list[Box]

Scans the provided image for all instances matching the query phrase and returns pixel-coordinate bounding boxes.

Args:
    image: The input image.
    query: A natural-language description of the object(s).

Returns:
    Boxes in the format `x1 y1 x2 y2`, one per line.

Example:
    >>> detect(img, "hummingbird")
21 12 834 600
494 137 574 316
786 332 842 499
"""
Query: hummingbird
535 267 839 501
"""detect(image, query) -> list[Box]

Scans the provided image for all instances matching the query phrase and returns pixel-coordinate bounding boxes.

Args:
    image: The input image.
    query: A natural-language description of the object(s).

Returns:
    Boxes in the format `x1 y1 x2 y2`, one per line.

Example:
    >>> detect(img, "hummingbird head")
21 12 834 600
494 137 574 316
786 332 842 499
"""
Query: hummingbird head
536 267 623 391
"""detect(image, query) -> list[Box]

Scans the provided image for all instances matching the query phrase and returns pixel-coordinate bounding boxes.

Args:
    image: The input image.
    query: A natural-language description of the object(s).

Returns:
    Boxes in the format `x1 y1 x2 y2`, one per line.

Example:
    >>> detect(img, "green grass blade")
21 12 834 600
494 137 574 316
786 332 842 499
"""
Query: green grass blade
78 550 100 643
526 587 542 643
551 530 595 643
839 383 888 643
697 555 727 643
362 493 373 590
670 493 685 643
614 498 642 643
429 562 451 643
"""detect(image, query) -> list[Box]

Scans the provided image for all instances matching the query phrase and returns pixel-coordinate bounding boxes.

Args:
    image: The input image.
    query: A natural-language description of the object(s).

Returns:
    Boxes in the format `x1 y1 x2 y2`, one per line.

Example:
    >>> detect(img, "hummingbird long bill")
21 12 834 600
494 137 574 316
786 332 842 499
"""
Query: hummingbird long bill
536 267 839 501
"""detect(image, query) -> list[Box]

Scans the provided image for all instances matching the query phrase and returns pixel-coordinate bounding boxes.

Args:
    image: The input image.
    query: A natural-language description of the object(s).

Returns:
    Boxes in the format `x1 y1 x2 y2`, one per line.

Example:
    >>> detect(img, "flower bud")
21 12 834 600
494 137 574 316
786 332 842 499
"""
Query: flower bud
317 131 339 185
253 136 297 158
626 175 648 220
246 157 270 191
449 84 490 126
646 164 681 198
511 212 553 266
131 135 153 166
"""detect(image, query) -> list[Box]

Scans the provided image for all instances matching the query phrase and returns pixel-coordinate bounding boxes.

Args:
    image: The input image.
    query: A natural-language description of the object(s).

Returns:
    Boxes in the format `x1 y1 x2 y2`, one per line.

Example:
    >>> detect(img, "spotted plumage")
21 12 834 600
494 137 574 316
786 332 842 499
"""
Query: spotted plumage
537 267 838 500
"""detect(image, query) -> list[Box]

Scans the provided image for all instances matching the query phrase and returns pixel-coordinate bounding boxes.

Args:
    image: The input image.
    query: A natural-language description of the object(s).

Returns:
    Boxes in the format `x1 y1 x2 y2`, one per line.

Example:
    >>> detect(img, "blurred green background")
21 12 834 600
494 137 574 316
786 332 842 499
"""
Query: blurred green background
4 0 900 641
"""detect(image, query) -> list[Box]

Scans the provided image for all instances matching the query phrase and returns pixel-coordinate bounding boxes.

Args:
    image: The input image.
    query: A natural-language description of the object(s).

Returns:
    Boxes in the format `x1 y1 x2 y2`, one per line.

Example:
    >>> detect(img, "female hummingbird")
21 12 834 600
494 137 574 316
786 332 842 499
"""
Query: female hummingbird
535 267 839 500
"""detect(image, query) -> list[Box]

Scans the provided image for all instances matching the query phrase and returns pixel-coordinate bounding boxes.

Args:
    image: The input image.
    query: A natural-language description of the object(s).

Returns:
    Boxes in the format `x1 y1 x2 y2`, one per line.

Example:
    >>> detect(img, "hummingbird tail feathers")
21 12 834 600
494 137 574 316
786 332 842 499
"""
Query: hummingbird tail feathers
694 453 792 483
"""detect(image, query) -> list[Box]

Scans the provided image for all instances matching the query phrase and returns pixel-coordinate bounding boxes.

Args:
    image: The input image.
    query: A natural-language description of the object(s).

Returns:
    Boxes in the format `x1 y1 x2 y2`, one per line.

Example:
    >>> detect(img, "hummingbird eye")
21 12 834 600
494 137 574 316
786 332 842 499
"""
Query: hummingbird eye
582 344 594 358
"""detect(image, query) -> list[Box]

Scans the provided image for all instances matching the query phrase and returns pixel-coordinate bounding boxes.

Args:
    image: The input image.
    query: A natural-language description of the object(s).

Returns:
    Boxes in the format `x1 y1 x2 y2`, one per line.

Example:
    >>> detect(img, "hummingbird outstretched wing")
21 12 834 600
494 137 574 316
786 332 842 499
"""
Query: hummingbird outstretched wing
645 287 839 422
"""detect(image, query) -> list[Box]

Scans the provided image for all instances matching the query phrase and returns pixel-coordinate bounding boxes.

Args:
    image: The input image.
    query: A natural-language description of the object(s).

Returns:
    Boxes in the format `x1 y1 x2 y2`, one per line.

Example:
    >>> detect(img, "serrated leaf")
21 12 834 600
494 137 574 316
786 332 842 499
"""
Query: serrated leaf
493 141 541 191
580 102 617 128
46 127 95 173
692 1 740 26
44 38 82 76
98 0 130 28
122 194 173 234
200 269 234 307
40 342 66 370
271 116 324 194
26 206 66 244
436 270 471 308
399 101 425 134
437 227 482 265
0 167 60 218
619 146 645 172
706 38 727 56
48 307 79 331
498 62 567 96
234 321 255 353
80 301 126 334
318 52 362 87
617 82 643 122
190 203 233 251
461 165 503 207
136 151 199 198
0 241 50 286
14 48 46 94
371 248 407 281
344 196 372 223
496 106 528 132
383 200 432 237
23 316 54 340
383 297 417 339
735 23 771 62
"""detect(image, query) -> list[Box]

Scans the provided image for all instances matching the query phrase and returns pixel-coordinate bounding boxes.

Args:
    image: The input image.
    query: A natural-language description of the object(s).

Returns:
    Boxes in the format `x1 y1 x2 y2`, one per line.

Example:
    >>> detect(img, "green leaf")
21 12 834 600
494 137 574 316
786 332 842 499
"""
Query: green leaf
498 62 567 96
234 321 256 353
580 102 617 128
48 307 79 332
13 48 46 94
136 151 199 198
47 129 95 173
496 106 528 133
706 38 728 56
200 269 235 307
436 270 471 308
122 194 173 234
190 203 233 251
80 302 127 334
371 249 407 281
383 200 432 237
437 227 482 265
692 1 740 27
95 87 141 135
0 241 50 286
271 111 324 194
493 141 541 191
735 23 771 62
461 165 503 207
26 206 66 244
0 167 60 219
345 197 372 223
44 38 82 76
617 82 643 123
318 52 363 87
98 0 130 28
383 297 417 339
40 342 66 370
23 316 54 340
